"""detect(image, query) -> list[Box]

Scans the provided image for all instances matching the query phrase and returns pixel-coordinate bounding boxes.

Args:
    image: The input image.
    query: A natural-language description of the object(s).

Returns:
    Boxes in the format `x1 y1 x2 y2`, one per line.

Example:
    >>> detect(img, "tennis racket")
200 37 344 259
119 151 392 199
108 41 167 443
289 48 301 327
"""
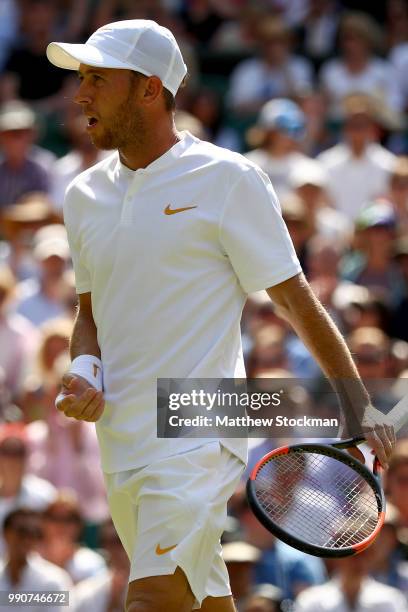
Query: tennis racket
246 396 408 558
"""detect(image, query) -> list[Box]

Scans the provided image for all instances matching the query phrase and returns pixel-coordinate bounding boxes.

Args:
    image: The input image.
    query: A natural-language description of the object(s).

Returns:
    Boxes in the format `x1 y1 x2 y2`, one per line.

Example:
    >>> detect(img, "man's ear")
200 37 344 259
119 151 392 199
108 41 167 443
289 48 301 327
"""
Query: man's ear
142 76 163 106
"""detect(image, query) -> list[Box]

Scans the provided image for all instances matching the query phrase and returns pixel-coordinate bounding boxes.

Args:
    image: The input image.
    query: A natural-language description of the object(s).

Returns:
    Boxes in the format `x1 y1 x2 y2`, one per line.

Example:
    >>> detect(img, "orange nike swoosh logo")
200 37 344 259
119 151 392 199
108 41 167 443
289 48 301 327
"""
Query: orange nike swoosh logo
164 205 197 215
155 543 177 556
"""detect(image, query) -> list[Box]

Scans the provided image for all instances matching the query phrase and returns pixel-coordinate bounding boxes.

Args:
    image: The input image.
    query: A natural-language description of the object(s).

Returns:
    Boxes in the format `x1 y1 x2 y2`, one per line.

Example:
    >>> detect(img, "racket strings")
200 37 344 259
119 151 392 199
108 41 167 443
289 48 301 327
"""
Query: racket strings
254 452 379 549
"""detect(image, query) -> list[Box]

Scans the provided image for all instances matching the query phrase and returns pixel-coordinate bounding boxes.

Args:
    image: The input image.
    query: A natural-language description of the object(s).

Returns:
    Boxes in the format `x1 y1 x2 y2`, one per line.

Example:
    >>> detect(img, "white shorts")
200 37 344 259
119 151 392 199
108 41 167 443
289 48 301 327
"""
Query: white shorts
104 442 245 608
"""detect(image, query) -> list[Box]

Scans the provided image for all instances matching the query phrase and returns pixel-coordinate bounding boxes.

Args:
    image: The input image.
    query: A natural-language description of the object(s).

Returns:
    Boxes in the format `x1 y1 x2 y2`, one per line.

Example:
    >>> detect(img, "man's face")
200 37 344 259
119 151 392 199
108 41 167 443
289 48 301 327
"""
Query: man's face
344 114 375 147
74 65 145 150
4 517 42 561
0 439 26 484
0 129 34 161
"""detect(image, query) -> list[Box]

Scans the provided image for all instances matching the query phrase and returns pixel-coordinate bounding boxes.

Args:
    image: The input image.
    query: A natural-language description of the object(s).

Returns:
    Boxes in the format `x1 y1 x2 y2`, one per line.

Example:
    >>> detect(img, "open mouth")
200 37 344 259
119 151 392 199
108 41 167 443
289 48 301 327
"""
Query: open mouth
87 117 99 129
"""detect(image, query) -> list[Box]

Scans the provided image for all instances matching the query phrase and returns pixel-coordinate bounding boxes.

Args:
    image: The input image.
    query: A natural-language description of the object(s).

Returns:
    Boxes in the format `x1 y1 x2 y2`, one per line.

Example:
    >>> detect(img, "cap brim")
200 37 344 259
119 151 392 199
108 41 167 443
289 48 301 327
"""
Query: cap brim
46 41 136 72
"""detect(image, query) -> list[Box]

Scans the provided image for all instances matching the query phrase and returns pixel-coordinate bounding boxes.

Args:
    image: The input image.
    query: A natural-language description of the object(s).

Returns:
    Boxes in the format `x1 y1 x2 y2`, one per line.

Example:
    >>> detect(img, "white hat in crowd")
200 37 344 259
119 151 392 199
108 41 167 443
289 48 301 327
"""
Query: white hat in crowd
0 101 36 132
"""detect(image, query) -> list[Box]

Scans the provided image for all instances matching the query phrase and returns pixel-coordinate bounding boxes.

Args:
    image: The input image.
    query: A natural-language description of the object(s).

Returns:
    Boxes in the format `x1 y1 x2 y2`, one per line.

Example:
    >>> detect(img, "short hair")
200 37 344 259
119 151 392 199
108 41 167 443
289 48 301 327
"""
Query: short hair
162 87 175 111
131 71 176 111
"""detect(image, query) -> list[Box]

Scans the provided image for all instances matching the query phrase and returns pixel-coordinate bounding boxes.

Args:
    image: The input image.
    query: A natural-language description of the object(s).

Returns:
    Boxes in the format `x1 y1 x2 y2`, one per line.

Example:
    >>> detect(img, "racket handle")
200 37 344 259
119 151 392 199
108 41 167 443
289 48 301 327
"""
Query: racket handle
333 437 382 475
373 456 382 476
332 437 366 450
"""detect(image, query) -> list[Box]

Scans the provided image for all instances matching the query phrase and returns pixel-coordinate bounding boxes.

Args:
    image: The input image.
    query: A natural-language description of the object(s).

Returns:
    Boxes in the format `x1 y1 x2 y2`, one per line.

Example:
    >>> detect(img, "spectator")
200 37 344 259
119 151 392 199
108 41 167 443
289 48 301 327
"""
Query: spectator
320 12 402 113
388 0 408 111
386 438 408 529
15 224 71 326
0 194 60 282
0 0 20 72
242 583 283 612
187 90 240 151
51 115 108 210
0 508 72 609
1 0 70 108
368 505 408 595
297 0 339 69
280 193 310 271
92 0 171 31
247 325 289 377
211 5 267 53
306 235 344 322
0 101 50 209
294 543 408 612
29 317 72 386
179 0 225 46
222 541 261 612
333 285 390 335
318 94 397 219
0 423 56 549
39 492 107 584
289 158 351 242
245 99 310 200
175 110 206 140
387 156 408 233
228 17 313 116
0 265 38 396
391 236 408 341
236 496 326 602
387 0 408 53
26 337 109 523
346 326 397 412
341 202 404 304
74 520 129 612
347 326 391 380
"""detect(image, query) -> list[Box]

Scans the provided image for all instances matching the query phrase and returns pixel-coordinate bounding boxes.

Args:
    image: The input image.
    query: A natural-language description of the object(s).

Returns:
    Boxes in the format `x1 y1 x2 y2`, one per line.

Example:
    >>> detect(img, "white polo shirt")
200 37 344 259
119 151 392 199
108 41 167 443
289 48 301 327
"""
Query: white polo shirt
63 131 301 473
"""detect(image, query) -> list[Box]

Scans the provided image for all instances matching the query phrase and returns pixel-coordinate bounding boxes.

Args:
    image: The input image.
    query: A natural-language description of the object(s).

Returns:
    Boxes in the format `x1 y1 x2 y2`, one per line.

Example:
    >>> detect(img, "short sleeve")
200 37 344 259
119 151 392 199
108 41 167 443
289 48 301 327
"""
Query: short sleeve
63 186 92 294
219 166 301 293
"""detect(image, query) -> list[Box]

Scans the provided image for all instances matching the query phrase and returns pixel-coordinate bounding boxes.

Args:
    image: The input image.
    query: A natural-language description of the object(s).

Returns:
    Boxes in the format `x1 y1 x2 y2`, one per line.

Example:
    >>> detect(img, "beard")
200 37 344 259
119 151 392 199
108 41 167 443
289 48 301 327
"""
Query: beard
88 81 145 151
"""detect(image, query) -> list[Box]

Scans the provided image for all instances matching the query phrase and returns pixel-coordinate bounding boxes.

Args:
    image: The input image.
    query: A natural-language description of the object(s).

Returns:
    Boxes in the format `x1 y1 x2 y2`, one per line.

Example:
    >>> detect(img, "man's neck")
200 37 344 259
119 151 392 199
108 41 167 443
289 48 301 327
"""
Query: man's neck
339 573 367 610
119 119 180 171
349 142 367 158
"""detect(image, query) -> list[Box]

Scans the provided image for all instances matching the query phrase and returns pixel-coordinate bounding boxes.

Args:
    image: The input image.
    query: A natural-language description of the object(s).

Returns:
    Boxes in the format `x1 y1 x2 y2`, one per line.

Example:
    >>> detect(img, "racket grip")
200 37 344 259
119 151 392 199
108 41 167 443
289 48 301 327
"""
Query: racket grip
332 437 365 450
373 456 382 476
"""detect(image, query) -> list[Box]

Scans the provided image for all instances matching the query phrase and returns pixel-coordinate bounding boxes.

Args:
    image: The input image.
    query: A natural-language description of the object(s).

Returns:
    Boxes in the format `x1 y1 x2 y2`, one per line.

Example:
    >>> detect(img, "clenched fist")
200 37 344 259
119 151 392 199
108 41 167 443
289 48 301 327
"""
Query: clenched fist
56 373 105 422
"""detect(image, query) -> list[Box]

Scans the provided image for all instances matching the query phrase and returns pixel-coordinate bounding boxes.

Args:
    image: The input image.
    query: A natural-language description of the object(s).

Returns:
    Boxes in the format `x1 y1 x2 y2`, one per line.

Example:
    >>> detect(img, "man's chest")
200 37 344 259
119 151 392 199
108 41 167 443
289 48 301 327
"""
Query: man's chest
78 176 224 278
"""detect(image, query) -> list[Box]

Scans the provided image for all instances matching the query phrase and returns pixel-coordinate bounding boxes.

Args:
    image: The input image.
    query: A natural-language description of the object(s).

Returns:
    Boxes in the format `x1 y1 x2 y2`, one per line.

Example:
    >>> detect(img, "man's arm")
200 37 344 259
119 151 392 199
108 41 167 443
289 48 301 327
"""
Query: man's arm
70 292 101 359
56 292 105 422
267 273 395 466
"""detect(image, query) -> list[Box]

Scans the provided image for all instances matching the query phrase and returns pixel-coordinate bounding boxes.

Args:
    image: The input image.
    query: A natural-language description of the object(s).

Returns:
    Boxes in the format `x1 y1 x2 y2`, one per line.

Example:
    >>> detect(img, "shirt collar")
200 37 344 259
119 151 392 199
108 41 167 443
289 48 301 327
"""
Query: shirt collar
115 131 196 180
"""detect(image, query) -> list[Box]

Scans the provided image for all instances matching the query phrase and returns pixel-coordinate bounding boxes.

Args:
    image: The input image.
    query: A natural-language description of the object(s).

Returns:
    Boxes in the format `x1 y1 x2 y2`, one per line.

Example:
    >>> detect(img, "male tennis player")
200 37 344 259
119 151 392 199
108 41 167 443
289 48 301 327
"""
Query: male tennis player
47 20 395 612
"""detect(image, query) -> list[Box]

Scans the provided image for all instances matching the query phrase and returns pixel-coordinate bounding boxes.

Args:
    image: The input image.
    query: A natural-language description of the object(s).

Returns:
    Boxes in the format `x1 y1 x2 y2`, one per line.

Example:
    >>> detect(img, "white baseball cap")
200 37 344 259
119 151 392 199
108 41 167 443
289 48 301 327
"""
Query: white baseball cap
46 19 187 97
289 159 328 189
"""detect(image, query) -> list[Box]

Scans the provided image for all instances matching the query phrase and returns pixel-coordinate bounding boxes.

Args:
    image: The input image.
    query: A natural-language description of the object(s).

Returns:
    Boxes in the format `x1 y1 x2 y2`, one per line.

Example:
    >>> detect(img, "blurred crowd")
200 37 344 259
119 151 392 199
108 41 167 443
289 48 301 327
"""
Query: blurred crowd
0 0 408 610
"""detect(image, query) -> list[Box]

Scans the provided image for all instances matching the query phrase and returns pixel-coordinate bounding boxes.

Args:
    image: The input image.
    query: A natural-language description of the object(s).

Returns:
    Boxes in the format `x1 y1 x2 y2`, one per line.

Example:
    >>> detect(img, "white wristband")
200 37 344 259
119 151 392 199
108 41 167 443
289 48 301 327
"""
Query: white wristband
70 355 103 391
